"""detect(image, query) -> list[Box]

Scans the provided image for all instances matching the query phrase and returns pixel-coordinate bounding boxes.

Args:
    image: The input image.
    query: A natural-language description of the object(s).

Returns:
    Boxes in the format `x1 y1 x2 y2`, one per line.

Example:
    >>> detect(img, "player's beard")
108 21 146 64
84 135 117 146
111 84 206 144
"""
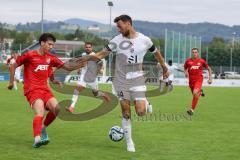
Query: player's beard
122 30 130 37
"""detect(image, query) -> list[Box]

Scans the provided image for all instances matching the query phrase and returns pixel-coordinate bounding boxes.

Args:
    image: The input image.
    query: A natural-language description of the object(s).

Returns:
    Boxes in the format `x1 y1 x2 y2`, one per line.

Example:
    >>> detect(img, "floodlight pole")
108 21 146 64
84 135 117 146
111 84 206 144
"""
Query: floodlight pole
107 1 113 76
41 0 44 33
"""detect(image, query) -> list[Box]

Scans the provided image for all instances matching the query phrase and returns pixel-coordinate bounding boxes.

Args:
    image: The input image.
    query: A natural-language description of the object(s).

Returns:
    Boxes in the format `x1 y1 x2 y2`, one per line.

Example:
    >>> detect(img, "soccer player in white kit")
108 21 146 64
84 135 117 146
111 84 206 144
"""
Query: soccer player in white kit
81 15 169 152
9 52 22 90
67 42 110 113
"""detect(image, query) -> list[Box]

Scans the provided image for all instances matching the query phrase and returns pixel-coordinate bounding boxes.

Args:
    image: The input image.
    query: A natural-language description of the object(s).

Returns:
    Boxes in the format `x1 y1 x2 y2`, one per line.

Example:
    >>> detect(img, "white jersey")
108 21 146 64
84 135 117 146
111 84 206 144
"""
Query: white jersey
107 32 156 90
80 52 96 79
10 58 21 79
78 52 101 89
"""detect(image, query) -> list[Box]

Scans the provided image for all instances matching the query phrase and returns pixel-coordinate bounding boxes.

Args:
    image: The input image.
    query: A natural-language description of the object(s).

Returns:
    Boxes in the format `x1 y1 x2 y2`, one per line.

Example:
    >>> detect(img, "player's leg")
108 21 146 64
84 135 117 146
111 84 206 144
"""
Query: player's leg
120 99 135 152
145 98 153 113
41 97 60 144
134 99 146 116
91 83 110 102
187 80 203 115
68 84 85 112
31 99 45 148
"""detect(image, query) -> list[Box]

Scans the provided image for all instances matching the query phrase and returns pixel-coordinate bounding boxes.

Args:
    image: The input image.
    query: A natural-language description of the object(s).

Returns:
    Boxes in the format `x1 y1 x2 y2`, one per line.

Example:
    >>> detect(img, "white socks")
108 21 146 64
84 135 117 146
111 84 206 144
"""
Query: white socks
122 118 135 152
34 136 41 143
145 99 153 113
70 89 79 108
96 91 104 97
13 81 17 90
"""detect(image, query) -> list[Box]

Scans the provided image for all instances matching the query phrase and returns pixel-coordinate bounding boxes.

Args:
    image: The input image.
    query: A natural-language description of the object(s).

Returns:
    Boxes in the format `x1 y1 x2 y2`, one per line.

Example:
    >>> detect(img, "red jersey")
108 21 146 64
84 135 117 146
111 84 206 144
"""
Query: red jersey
16 50 64 95
184 58 209 81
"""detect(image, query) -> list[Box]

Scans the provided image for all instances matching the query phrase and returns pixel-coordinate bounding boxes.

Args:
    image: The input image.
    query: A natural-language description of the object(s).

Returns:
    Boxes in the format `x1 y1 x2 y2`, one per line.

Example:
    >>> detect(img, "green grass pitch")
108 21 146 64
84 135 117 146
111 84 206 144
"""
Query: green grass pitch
0 82 239 160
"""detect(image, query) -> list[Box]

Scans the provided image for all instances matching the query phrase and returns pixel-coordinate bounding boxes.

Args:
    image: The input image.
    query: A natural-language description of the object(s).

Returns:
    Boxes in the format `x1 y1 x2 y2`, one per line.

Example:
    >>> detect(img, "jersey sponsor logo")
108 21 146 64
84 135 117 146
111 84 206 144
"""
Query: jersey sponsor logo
190 65 200 70
34 65 49 72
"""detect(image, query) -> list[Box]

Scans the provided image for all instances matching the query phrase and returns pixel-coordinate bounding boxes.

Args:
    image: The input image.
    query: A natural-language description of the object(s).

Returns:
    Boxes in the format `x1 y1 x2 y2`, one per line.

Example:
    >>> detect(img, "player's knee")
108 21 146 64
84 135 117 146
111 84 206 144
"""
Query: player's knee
136 110 146 117
122 113 131 119
76 85 85 91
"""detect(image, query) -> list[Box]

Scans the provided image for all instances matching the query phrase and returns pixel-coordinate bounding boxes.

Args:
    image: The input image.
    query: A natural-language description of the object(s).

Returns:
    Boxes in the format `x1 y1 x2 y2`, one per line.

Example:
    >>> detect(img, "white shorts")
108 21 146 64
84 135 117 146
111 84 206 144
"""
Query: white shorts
77 75 98 90
112 85 146 101
15 71 21 80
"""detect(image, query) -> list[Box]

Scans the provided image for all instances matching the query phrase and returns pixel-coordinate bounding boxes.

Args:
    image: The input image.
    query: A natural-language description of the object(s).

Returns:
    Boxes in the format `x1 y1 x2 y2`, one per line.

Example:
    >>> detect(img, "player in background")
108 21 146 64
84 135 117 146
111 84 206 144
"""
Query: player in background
67 42 110 113
8 52 22 90
81 15 169 152
184 48 212 116
8 33 86 148
158 59 177 93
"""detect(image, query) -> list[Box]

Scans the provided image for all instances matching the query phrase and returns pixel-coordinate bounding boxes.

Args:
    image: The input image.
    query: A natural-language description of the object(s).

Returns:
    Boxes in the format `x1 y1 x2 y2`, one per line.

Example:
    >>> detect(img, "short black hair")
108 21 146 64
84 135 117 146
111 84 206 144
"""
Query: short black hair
192 47 199 51
85 42 93 46
114 15 132 25
39 33 56 44
168 59 172 64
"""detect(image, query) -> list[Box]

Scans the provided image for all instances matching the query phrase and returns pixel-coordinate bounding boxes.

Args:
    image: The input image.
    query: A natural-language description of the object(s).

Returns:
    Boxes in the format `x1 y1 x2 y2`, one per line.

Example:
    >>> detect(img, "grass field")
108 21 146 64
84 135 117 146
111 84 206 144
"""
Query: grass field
0 81 240 160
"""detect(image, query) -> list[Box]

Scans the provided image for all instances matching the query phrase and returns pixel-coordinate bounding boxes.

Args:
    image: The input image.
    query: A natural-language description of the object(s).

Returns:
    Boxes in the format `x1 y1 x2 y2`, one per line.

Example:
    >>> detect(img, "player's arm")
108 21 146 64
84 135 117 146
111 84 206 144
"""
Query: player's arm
183 62 189 78
184 68 189 78
153 49 169 79
8 63 17 89
59 57 87 71
81 47 111 62
207 66 213 84
49 74 62 86
97 61 104 74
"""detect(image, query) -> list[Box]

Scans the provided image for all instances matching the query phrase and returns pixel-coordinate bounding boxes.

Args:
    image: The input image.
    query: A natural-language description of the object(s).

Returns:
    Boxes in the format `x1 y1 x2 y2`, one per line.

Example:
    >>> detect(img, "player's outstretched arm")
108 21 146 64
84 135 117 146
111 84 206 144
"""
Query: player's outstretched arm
8 63 17 89
61 58 87 71
83 49 110 62
207 66 213 84
154 50 169 79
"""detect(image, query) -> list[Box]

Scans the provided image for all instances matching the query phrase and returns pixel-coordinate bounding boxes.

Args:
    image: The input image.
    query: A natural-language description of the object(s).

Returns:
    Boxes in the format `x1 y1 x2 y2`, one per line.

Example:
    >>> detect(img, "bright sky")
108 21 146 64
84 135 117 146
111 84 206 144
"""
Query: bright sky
1 0 240 26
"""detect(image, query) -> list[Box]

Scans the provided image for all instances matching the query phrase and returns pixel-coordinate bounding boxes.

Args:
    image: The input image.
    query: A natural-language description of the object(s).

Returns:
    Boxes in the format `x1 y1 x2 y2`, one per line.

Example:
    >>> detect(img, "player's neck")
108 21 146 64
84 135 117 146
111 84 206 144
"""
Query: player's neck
38 48 47 55
192 57 199 60
126 29 137 39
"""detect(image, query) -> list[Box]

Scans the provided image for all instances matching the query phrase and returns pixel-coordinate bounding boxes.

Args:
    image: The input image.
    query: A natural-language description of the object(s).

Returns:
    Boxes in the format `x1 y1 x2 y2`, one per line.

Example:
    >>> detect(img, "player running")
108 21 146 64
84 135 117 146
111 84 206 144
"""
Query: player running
7 52 22 90
184 48 212 116
81 15 169 152
8 33 86 148
67 42 110 113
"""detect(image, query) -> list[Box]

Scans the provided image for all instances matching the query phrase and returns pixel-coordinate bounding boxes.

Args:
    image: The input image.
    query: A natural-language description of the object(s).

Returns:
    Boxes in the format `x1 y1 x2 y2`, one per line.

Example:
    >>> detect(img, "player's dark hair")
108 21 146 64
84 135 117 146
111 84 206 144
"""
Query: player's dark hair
114 15 132 25
192 48 199 51
168 59 173 65
85 42 93 46
39 33 56 44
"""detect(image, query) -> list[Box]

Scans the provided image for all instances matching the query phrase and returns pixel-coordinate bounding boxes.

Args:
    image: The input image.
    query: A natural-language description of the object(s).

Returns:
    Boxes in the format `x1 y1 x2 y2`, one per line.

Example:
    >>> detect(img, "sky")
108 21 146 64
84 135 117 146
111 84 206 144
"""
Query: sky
0 0 240 26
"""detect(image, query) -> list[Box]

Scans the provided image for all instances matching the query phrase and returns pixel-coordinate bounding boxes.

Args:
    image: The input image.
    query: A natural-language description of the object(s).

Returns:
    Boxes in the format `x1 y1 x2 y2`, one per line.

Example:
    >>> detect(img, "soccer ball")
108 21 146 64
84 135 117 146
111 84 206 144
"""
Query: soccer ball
109 126 124 142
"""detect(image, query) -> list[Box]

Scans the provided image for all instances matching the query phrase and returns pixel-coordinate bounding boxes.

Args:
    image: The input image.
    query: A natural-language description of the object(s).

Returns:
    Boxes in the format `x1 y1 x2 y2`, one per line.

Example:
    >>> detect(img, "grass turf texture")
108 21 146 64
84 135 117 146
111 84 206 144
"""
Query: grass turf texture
0 82 239 160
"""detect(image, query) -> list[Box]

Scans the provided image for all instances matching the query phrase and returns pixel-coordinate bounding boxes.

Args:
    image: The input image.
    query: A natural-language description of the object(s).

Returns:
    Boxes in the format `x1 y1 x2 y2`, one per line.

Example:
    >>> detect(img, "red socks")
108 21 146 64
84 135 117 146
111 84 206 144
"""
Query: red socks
33 116 43 137
191 95 200 110
43 112 56 127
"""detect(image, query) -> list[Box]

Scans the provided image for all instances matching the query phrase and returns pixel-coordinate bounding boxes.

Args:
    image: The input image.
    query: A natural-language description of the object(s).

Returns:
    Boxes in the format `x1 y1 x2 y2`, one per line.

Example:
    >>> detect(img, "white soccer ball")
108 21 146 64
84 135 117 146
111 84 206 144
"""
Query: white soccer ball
109 126 124 142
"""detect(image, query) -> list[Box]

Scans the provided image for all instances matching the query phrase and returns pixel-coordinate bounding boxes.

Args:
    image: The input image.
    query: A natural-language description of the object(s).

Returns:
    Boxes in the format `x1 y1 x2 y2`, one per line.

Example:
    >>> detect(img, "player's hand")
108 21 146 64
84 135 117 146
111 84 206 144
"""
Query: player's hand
52 80 63 87
185 72 189 78
208 79 212 84
8 83 13 90
98 69 103 74
162 65 169 79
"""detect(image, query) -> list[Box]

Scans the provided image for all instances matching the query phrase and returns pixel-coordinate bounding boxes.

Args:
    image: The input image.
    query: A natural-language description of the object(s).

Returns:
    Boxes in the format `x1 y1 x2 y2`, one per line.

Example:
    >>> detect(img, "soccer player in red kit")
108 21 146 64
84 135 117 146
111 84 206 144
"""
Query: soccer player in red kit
8 33 86 148
184 48 212 116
